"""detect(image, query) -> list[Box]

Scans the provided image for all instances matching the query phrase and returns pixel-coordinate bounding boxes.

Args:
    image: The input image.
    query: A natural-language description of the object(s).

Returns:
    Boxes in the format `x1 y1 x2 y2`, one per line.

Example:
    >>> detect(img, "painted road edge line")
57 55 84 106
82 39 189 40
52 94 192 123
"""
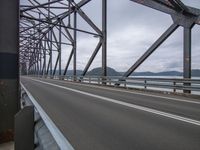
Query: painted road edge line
65 80 200 105
36 77 200 105
21 82 74 150
31 78 200 126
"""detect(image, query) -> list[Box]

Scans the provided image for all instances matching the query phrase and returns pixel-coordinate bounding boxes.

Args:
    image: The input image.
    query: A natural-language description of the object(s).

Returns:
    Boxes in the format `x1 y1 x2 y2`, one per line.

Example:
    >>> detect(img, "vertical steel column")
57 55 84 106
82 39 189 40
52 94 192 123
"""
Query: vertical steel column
68 0 71 27
183 27 192 93
39 51 42 76
35 28 40 76
34 63 36 75
59 20 62 79
39 13 42 76
48 0 53 78
37 60 39 76
28 38 31 74
73 12 77 81
0 0 20 143
102 0 107 77
43 41 47 77
50 32 53 78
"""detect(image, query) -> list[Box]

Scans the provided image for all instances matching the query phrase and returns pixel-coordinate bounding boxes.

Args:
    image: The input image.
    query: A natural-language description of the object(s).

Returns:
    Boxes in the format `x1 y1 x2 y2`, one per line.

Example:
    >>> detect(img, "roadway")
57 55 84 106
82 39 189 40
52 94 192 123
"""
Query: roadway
21 76 200 150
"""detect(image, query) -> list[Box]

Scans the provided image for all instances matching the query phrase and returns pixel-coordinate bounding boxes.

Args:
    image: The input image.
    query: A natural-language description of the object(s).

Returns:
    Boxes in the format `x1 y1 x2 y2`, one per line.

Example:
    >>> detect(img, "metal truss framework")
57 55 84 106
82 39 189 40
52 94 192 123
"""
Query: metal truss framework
20 0 200 82
20 0 107 78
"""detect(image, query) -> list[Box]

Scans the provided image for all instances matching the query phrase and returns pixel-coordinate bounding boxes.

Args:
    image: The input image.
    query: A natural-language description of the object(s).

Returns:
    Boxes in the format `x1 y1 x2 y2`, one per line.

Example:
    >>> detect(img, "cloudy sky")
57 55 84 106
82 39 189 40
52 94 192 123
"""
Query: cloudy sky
69 0 200 73
21 0 200 73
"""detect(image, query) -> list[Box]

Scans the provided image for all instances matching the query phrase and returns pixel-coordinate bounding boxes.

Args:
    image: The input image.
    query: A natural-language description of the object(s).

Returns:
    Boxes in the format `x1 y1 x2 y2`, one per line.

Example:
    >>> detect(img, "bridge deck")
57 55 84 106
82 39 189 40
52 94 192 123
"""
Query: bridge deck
21 76 200 150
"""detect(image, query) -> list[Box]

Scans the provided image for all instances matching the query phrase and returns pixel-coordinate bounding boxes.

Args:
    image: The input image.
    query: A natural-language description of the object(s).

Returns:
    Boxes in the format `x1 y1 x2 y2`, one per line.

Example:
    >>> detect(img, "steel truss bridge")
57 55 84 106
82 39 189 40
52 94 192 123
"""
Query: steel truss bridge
19 0 200 80
0 0 200 149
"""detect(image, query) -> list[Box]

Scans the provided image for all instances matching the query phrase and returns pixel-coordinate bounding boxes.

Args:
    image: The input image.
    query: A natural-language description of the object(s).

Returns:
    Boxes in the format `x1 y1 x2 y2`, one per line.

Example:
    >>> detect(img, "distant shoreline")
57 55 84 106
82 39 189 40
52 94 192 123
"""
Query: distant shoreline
53 67 200 77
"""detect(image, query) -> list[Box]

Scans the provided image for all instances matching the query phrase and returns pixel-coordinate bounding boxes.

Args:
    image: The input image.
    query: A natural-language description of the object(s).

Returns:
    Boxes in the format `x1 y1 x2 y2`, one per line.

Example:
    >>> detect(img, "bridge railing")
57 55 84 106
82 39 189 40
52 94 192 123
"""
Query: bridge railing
32 75 200 95
46 75 200 95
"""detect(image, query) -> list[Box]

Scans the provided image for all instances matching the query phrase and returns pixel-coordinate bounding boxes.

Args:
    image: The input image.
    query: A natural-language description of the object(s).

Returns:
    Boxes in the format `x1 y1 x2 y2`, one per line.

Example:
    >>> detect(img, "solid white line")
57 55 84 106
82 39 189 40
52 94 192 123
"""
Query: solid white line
51 78 200 105
21 83 74 150
30 78 200 126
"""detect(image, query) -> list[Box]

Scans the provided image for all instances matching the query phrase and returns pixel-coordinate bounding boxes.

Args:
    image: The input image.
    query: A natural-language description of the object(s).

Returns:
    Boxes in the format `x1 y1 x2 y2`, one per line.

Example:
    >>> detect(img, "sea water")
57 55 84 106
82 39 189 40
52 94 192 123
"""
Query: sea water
128 76 200 95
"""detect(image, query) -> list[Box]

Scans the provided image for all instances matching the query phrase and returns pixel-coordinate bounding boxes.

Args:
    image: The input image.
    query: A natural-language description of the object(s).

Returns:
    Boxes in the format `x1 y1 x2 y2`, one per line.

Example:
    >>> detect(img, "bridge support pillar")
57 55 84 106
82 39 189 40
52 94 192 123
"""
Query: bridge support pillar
59 19 62 80
73 12 77 81
183 27 192 93
102 0 107 84
0 0 20 144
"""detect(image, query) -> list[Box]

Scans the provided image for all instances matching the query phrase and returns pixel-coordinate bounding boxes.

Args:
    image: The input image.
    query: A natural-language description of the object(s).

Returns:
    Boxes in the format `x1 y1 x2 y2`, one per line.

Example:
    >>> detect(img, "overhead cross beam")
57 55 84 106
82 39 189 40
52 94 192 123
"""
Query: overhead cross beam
20 0 107 81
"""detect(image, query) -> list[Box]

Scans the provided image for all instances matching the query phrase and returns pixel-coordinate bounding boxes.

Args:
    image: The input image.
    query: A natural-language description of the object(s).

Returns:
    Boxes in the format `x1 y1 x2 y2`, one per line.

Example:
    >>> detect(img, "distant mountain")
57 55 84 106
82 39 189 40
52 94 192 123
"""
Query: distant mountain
132 70 200 77
54 68 200 77
86 67 121 76
55 67 121 76
64 70 83 76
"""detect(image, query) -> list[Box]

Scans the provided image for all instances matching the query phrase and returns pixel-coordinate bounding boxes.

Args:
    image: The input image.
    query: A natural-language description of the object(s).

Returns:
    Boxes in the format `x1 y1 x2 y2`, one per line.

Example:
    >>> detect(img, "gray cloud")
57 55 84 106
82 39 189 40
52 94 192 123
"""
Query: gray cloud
75 0 200 72
20 0 200 73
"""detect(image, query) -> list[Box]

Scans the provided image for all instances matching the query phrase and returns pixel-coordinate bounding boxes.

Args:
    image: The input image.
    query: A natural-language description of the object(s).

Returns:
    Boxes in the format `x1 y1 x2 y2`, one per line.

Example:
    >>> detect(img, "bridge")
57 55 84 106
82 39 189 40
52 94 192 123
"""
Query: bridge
20 76 200 150
0 0 200 150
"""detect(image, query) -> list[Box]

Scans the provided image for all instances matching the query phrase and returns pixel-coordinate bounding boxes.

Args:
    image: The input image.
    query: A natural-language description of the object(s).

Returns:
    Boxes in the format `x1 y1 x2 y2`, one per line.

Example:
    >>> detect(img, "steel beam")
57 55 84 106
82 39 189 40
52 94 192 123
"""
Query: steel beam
183 27 192 93
102 0 107 77
39 18 42 76
75 6 102 35
123 23 179 77
183 27 192 79
130 0 176 15
46 54 51 75
0 0 20 143
59 20 62 78
53 53 60 76
43 42 47 76
82 40 103 76
61 21 73 42
63 48 74 76
73 12 77 80
48 0 53 77
21 0 62 13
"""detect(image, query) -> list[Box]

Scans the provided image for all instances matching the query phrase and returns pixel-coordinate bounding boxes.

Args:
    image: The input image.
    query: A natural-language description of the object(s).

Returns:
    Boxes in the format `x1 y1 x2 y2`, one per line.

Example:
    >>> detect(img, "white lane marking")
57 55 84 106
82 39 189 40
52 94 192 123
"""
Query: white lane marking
30 78 200 126
23 76 200 105
21 83 74 150
40 77 200 105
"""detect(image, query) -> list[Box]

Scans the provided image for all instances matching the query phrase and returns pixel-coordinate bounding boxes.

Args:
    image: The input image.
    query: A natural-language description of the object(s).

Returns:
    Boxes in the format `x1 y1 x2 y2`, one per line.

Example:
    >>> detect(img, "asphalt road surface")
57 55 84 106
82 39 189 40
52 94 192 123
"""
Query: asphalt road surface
21 76 200 150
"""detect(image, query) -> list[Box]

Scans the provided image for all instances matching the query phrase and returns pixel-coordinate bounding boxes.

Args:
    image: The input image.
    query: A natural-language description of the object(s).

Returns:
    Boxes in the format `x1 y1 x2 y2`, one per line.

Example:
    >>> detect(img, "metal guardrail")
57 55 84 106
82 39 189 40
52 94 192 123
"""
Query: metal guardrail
20 83 74 150
41 75 200 94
